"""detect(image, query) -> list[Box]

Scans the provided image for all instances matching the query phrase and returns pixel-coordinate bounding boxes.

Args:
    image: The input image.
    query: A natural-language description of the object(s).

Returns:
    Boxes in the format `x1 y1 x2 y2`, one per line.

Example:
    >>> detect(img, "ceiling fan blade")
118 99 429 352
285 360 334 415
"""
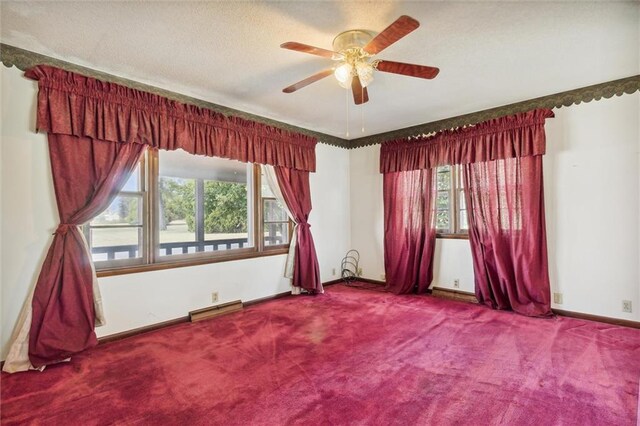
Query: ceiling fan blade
280 42 338 59
282 69 334 93
364 15 420 55
351 75 369 105
376 60 440 79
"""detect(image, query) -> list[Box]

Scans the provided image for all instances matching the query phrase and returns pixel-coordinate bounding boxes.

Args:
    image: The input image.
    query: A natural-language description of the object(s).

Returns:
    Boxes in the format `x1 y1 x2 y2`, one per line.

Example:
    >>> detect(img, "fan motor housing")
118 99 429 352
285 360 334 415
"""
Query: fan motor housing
332 30 376 52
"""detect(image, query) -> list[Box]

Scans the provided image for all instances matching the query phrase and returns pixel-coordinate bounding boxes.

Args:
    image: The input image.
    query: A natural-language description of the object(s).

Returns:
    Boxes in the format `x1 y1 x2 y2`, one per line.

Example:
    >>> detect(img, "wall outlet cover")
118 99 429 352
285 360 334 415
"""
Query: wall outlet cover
553 292 563 305
453 279 460 288
622 300 632 313
211 292 219 303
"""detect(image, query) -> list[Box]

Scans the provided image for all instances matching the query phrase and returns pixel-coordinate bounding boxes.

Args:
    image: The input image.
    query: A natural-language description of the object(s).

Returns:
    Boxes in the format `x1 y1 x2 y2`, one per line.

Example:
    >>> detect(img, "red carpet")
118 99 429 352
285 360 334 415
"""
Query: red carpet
2 284 639 425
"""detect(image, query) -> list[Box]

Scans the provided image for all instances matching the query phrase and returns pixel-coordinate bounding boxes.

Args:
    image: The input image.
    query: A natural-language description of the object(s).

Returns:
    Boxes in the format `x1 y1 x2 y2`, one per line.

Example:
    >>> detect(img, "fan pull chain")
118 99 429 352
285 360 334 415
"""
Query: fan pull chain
361 86 365 133
345 86 350 138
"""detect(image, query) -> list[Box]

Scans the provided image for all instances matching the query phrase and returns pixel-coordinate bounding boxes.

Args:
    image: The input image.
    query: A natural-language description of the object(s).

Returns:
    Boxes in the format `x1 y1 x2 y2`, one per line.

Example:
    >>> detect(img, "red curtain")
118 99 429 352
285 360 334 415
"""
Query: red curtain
463 156 551 316
380 109 554 173
274 167 322 294
383 169 436 294
380 109 554 315
25 66 317 172
29 135 145 367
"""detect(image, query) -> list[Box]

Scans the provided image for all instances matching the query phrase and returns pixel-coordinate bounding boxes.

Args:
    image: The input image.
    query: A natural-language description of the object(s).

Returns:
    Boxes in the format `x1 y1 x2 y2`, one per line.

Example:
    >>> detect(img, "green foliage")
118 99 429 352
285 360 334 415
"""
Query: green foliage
159 178 194 227
202 181 248 233
159 177 247 234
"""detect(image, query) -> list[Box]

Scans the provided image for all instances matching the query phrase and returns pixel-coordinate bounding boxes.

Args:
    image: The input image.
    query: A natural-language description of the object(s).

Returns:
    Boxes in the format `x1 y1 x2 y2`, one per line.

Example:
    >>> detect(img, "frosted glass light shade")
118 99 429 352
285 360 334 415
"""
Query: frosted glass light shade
334 62 353 88
356 62 374 88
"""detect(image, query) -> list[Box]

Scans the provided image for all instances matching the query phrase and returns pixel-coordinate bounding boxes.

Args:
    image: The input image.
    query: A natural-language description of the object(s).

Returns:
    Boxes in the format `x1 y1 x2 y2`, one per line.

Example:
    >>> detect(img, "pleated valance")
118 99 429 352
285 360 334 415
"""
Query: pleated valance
380 109 554 173
25 65 317 172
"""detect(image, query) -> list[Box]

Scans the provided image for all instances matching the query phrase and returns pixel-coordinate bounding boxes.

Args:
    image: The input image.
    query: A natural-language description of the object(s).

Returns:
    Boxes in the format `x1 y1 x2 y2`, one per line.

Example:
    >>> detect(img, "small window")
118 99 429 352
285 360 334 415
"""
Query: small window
435 165 468 238
260 168 290 248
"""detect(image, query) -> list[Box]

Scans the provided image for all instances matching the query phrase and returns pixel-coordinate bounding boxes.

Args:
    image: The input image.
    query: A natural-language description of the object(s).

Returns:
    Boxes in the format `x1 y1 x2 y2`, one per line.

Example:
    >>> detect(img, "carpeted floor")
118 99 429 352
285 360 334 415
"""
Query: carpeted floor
2 283 639 425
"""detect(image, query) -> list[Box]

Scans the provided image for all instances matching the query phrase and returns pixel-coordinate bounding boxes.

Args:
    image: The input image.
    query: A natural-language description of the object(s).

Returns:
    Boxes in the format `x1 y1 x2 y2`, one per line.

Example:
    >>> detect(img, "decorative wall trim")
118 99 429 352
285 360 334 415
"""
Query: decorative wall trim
347 74 640 149
2 43 639 150
0 43 347 148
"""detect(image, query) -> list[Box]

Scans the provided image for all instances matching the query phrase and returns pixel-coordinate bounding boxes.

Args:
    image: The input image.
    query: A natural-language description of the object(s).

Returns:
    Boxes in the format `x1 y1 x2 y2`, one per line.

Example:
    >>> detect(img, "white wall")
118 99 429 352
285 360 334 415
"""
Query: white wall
0 65 350 358
350 93 640 322
348 144 384 281
544 93 639 320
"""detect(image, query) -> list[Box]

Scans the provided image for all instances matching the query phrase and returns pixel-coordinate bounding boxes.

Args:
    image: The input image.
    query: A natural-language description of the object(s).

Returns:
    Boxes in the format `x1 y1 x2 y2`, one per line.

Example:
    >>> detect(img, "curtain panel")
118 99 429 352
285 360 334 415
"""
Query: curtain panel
380 109 554 173
25 66 317 172
463 156 551 317
274 167 323 294
262 165 299 293
383 169 437 294
3 135 145 372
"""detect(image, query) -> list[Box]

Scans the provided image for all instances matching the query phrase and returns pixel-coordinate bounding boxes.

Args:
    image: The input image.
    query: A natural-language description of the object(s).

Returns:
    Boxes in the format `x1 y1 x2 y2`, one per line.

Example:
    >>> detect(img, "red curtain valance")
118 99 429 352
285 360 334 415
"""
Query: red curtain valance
25 66 317 172
380 109 554 173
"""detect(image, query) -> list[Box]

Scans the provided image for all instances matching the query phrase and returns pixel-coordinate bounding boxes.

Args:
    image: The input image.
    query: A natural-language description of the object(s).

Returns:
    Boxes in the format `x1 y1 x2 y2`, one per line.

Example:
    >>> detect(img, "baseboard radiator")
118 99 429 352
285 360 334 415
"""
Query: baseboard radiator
189 300 243 322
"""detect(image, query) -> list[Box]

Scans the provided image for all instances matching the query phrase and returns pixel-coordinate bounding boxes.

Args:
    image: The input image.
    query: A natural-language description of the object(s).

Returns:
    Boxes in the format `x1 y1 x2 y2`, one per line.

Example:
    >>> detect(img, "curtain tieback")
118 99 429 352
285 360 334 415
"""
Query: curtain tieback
54 223 76 235
298 222 311 229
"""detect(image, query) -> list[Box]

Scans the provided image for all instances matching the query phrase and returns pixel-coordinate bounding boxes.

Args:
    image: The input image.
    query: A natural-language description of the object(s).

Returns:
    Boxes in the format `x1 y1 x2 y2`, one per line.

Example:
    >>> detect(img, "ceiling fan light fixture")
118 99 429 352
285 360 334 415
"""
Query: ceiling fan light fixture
355 61 374 88
334 62 353 88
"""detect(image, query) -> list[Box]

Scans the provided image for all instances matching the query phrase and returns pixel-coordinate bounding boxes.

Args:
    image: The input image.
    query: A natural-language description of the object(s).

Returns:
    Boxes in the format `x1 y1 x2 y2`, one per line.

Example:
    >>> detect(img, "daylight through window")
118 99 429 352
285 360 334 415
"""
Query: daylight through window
435 165 468 237
85 149 292 272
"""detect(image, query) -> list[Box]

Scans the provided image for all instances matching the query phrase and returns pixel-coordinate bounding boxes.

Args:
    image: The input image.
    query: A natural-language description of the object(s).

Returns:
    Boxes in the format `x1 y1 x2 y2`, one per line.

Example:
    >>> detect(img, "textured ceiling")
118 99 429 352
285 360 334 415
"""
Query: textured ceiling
1 1 638 140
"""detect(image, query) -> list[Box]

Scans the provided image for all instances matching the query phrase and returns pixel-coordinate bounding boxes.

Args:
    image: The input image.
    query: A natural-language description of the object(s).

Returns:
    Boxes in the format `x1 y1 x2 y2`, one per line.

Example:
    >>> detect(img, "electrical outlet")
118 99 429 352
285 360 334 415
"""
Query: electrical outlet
553 292 563 305
622 300 632 313
453 279 460 289
357 267 363 277
211 292 219 303
332 268 336 276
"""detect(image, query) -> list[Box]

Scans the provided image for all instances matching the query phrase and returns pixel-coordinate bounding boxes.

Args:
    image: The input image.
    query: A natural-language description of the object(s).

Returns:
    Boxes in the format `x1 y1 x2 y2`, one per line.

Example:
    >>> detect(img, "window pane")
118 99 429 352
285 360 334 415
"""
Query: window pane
91 195 142 226
90 227 142 261
459 210 468 231
261 169 275 198
437 166 451 190
436 210 450 232
203 179 249 241
264 199 288 222
121 164 141 192
458 190 466 210
264 222 289 246
437 191 450 210
158 176 196 247
158 149 253 257
263 197 289 247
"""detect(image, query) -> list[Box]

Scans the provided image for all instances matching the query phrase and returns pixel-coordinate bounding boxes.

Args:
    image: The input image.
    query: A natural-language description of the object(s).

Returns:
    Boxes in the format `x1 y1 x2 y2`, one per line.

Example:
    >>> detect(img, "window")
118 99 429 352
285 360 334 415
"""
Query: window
435 165 468 238
85 149 292 274
84 160 147 268
260 169 291 248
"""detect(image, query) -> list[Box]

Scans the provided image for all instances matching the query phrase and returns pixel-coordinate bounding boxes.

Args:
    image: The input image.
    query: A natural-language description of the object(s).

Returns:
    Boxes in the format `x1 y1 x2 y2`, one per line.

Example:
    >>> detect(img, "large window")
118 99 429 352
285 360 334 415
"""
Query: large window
85 149 291 274
435 165 468 238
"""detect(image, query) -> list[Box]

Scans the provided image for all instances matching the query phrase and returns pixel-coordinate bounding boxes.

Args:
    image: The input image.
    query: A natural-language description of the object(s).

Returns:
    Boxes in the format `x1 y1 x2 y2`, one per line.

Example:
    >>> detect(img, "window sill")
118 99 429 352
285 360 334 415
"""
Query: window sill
96 247 290 278
436 233 469 240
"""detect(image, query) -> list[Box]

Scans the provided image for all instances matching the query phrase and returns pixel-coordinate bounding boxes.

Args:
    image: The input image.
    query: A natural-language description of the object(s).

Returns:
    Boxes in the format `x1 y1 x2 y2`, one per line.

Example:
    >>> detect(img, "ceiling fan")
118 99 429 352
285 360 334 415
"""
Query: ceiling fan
280 15 440 105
